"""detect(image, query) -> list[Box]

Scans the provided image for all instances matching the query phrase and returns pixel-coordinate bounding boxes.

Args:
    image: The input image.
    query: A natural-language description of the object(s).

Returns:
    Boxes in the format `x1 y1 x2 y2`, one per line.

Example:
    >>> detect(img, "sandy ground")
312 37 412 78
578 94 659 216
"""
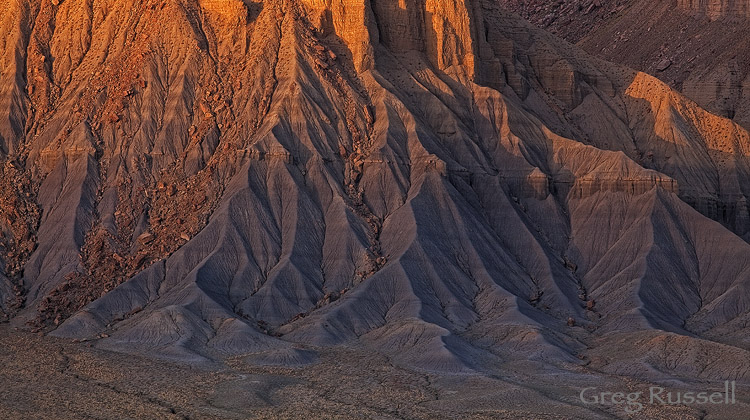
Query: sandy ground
0 324 748 419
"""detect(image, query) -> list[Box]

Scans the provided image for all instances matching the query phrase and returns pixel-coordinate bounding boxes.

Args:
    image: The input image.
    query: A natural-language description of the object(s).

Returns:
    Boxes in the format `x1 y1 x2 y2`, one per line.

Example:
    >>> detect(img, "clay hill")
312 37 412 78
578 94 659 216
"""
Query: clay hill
498 0 750 137
2 0 750 410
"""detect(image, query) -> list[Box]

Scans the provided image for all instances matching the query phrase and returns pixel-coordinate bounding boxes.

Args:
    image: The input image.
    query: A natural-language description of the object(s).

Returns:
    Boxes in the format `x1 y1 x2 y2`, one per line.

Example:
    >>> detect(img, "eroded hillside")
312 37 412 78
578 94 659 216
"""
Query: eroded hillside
0 0 749 384
498 0 750 145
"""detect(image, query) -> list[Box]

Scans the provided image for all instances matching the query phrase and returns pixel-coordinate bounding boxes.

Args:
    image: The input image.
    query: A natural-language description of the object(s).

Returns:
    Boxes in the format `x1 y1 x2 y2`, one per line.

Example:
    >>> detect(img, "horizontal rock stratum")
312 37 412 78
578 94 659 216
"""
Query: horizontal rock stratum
1 0 750 379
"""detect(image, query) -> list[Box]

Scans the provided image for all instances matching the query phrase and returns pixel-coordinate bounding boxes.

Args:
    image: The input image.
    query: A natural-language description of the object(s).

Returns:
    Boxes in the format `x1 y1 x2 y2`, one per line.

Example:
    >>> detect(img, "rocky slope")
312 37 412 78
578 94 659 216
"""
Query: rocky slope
495 0 635 43
579 0 750 131
0 0 750 385
498 0 750 238
498 0 750 140
678 0 750 19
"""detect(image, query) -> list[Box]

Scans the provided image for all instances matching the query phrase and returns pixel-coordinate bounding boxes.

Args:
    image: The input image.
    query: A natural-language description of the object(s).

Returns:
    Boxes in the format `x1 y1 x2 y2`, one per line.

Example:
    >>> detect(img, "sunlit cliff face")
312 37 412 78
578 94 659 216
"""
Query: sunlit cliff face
300 0 479 76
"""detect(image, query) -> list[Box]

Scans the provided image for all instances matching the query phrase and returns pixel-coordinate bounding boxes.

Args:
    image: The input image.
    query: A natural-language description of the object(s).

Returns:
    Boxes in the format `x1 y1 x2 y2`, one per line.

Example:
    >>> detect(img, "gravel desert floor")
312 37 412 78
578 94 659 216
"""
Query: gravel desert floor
1 325 747 420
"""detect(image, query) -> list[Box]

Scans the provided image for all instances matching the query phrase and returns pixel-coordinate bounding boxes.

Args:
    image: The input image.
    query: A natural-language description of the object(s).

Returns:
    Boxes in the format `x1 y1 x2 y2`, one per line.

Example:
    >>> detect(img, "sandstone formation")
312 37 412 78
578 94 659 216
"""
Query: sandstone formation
577 0 750 131
498 0 750 237
498 0 750 131
0 0 749 388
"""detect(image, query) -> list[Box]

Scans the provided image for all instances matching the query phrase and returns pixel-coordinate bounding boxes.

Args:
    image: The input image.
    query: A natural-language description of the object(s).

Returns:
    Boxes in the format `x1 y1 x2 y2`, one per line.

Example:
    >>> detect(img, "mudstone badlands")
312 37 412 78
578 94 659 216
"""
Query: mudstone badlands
1 0 749 418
